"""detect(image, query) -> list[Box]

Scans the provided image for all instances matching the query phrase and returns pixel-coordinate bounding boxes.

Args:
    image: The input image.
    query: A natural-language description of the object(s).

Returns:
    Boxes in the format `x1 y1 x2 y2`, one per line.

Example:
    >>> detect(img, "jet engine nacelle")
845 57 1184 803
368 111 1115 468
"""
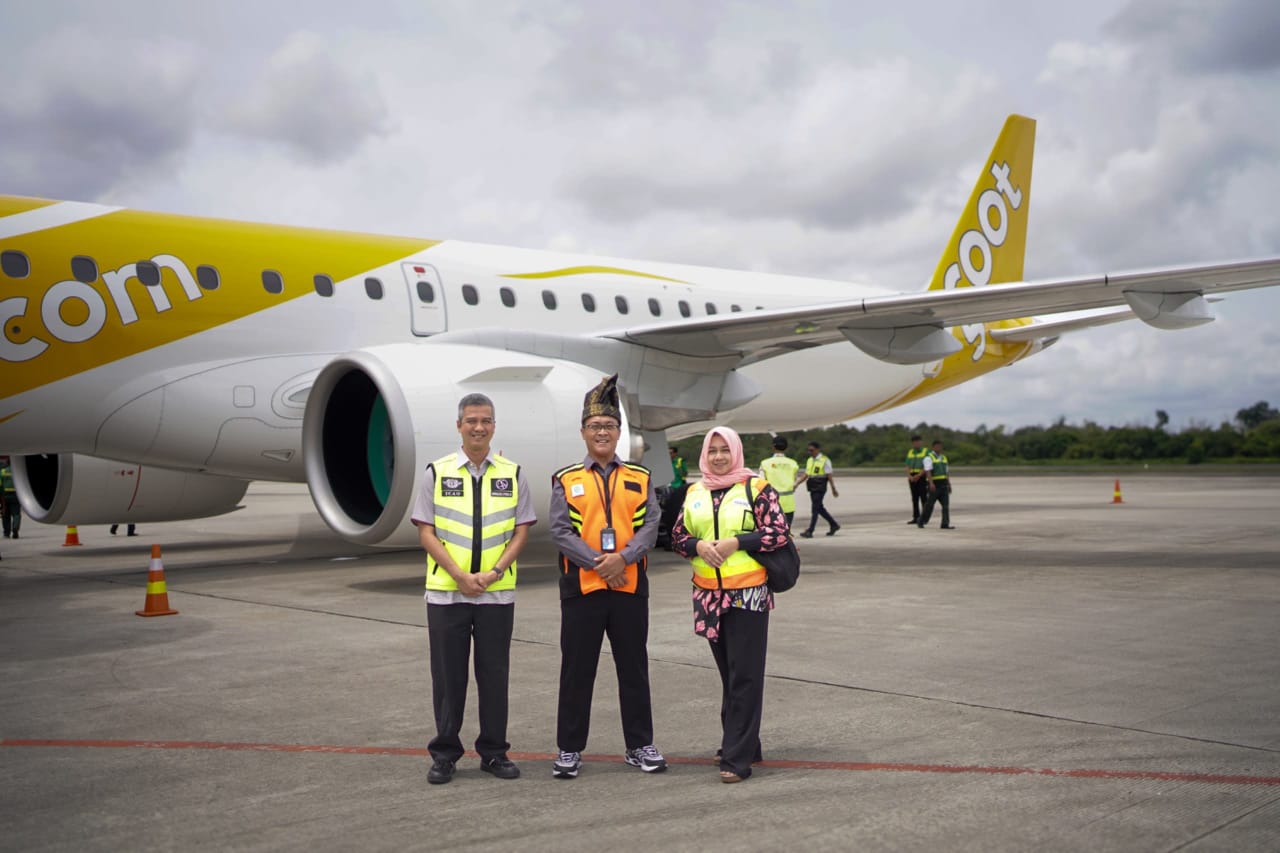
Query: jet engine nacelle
11 453 250 525
302 342 623 547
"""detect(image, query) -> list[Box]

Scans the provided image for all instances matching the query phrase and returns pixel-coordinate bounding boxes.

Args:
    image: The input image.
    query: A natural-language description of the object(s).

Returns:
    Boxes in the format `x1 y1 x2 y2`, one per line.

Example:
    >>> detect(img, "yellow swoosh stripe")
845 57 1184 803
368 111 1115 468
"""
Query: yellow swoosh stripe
502 265 688 284
0 197 58 218
1 202 436 397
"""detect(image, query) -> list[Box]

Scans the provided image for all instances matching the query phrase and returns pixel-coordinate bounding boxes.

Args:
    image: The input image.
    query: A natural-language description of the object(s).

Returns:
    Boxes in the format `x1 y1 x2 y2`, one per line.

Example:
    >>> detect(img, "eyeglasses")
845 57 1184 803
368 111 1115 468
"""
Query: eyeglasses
583 422 620 434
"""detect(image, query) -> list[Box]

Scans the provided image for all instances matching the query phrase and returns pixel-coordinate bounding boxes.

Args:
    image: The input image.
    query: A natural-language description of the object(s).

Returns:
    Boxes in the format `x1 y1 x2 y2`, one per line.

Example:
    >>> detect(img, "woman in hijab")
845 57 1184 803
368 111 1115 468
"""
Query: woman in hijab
670 427 791 782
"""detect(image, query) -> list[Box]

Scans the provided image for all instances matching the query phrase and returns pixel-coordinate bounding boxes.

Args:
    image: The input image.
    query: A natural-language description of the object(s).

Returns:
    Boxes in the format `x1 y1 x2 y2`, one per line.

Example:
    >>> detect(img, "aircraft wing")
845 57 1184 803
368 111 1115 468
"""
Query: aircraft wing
606 257 1280 364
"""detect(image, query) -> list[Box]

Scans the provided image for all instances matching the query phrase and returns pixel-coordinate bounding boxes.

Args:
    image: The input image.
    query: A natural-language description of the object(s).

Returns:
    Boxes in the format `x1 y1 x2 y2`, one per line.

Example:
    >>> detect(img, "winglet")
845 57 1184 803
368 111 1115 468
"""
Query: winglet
927 114 1035 292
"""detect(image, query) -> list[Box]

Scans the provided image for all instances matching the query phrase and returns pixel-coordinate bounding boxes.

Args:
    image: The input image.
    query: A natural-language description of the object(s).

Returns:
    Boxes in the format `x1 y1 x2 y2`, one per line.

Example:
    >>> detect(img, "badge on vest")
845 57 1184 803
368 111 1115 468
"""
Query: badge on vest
570 483 585 498
490 477 514 498
441 476 465 498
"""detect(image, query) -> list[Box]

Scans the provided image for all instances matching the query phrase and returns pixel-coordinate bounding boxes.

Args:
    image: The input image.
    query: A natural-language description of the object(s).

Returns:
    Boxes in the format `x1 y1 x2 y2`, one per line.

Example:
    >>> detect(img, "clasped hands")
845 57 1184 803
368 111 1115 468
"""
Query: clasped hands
593 552 629 589
454 569 502 596
695 537 740 568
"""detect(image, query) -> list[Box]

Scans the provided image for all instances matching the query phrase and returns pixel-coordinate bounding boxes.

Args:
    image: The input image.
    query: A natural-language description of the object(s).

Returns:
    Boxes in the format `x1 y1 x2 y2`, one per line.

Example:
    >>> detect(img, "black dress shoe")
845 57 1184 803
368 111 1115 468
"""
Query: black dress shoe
799 531 813 538
941 525 956 530
906 519 918 524
427 758 456 784
480 756 521 779
826 524 840 536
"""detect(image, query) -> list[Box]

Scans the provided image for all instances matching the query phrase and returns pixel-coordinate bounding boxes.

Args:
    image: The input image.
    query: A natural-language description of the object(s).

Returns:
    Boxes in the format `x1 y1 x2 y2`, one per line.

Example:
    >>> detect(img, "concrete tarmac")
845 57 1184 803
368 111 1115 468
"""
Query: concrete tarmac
2 474 1279 852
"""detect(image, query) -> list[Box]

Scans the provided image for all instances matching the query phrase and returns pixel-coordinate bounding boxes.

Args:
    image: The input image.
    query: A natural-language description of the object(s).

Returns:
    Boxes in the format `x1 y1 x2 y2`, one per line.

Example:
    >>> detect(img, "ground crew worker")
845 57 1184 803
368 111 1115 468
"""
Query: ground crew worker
1 456 20 539
758 436 799 528
412 393 536 785
917 440 955 529
905 435 929 525
549 374 666 779
658 446 690 549
795 441 839 538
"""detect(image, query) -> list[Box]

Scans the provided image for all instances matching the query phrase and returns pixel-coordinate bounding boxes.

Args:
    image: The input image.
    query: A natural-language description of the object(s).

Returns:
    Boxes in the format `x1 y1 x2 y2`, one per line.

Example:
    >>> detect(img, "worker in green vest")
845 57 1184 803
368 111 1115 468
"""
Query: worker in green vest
758 436 799 528
659 446 690 549
917 440 954 529
904 435 929 525
795 441 839 538
412 392 536 785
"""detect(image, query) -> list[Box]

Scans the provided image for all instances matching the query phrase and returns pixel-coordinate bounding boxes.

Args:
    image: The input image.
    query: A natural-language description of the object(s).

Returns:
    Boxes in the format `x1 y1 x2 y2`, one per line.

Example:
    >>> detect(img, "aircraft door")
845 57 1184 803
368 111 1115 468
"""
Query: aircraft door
402 262 447 336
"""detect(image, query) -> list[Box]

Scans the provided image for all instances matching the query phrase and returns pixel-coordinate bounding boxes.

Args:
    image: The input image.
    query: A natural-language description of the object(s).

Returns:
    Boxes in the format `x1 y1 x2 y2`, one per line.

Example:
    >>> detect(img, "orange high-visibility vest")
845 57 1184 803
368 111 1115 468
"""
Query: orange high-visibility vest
555 460 651 595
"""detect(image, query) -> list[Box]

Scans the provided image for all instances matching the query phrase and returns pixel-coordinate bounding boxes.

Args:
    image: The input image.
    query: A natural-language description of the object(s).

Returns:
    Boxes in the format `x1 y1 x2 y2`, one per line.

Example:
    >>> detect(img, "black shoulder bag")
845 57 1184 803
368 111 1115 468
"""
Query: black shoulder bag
743 479 800 593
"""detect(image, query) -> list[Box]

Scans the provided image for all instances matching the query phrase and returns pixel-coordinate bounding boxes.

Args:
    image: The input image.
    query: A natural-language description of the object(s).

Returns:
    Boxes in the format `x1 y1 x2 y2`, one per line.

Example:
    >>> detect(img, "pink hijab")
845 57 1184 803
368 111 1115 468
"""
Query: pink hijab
698 427 757 490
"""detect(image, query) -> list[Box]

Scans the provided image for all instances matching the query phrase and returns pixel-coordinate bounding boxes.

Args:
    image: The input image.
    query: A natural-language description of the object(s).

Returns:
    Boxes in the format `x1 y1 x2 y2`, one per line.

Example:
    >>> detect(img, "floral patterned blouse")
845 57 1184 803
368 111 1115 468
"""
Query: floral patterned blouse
671 479 791 641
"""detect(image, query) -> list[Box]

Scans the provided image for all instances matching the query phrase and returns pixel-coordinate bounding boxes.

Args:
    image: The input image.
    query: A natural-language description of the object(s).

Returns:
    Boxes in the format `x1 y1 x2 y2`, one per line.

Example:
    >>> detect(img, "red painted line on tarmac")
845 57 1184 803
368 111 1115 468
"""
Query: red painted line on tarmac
3 739 1278 786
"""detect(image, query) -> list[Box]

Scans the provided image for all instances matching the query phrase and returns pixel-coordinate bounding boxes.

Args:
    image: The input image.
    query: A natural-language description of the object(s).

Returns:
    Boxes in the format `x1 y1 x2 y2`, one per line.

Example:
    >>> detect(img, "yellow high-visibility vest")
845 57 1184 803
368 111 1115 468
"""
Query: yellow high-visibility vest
683 479 767 590
759 455 798 514
426 453 519 592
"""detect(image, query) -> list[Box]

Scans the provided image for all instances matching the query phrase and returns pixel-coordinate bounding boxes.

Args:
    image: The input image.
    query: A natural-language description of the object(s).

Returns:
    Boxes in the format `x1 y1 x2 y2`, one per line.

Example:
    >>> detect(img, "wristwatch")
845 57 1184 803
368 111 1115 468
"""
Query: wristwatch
491 566 505 578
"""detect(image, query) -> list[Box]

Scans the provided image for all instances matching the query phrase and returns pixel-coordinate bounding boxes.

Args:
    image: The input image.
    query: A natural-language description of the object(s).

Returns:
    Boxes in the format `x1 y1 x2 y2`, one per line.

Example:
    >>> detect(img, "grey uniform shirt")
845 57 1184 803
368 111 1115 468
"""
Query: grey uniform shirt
412 448 537 605
549 454 659 569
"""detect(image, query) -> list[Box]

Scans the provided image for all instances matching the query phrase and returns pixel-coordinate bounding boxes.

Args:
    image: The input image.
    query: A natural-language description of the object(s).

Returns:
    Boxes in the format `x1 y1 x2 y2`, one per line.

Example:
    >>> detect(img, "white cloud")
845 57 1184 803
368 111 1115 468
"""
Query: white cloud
2 0 1277 432
222 31 391 164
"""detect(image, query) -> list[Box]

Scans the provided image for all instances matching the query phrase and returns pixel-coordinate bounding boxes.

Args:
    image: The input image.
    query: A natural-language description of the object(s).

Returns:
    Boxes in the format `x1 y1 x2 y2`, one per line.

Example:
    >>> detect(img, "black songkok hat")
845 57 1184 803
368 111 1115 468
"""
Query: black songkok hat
582 374 622 425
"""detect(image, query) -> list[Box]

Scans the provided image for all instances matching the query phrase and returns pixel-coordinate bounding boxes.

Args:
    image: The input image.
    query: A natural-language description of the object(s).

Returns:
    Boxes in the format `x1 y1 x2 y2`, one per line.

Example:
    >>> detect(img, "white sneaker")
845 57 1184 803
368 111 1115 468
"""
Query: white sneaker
552 750 581 779
624 744 668 773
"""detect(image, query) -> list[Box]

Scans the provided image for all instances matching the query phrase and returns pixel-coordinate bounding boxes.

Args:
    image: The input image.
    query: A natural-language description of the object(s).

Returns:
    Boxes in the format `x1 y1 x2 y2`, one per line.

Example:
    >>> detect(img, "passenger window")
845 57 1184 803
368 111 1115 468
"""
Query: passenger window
0 250 29 278
463 284 479 305
416 281 435 303
198 265 221 291
705 303 718 315
731 304 742 313
542 289 557 309
500 286 516 307
647 298 661 317
138 261 161 286
582 293 596 312
314 274 334 297
615 295 629 314
365 277 383 300
71 256 97 283
678 300 691 318
262 270 284 294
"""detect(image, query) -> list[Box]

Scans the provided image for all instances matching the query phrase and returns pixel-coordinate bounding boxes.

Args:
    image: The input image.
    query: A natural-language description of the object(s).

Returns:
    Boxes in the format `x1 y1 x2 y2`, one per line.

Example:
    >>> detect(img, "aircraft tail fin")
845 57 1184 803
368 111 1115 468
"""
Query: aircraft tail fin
926 114 1035 292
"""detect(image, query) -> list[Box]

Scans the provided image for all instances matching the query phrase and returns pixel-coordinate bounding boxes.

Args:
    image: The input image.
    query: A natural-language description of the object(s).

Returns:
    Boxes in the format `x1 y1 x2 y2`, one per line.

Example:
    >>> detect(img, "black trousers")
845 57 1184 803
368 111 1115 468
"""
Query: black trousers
426 602 515 763
557 590 654 753
2 496 20 536
804 488 837 534
919 481 951 527
709 607 769 778
909 476 929 520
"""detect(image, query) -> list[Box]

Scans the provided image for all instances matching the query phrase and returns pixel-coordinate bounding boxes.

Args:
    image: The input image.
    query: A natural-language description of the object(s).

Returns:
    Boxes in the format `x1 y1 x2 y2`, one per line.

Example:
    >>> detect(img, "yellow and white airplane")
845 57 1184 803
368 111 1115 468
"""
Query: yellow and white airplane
2 115 1278 546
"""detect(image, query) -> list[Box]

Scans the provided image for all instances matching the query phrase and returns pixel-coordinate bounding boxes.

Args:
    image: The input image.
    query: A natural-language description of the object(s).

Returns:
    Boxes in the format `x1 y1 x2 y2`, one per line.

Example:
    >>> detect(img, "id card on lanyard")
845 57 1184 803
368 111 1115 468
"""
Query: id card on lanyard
593 465 618 552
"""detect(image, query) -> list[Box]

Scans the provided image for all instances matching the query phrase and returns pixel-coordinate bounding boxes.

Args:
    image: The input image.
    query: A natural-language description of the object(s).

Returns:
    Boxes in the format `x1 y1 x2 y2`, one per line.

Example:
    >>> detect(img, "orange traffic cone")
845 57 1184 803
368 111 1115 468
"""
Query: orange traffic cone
62 525 83 546
1112 479 1124 504
136 544 179 617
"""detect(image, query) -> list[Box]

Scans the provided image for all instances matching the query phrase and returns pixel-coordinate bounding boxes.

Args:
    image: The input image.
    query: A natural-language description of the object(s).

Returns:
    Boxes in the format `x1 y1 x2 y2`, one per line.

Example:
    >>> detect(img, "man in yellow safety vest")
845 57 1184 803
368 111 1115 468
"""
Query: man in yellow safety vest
758 436 799 528
412 393 536 785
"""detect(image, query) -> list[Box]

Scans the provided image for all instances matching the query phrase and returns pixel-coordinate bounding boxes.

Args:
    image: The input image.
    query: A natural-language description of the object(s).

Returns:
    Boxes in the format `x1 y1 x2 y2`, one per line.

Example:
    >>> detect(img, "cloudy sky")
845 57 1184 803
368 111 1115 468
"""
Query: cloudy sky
3 0 1278 431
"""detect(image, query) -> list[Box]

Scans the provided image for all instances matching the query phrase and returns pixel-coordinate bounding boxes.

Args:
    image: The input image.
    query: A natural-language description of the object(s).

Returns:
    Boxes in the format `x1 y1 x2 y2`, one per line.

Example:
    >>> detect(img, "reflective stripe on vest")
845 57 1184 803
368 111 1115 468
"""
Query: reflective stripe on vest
759 456 798 513
556 461 650 595
426 453 519 592
683 479 767 590
906 447 928 471
930 453 949 479
805 453 830 477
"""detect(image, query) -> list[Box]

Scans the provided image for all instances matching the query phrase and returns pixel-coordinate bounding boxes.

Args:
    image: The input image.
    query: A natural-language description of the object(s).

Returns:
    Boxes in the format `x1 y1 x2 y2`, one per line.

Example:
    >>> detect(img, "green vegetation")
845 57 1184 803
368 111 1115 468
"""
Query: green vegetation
676 401 1280 468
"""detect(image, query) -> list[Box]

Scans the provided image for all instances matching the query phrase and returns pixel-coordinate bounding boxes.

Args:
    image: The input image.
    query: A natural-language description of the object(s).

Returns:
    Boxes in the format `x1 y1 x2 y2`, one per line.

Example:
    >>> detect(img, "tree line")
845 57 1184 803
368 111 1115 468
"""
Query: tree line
672 401 1280 467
